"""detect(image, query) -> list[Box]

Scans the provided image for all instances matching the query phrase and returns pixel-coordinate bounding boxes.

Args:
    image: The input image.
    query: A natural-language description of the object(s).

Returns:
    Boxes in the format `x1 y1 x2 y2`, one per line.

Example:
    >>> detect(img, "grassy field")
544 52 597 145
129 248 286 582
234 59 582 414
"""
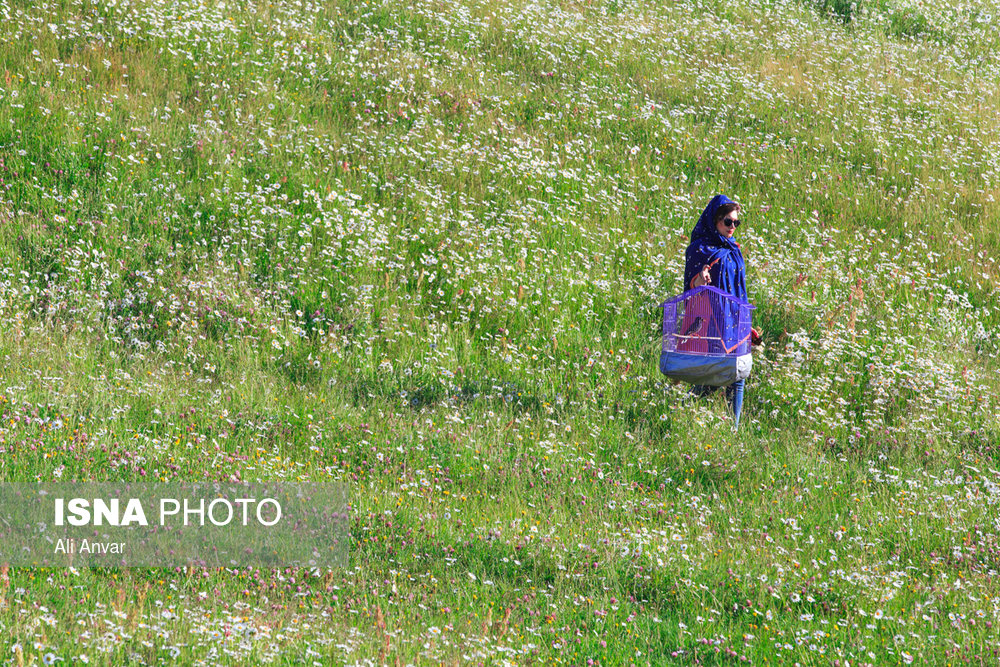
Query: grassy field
1 0 999 663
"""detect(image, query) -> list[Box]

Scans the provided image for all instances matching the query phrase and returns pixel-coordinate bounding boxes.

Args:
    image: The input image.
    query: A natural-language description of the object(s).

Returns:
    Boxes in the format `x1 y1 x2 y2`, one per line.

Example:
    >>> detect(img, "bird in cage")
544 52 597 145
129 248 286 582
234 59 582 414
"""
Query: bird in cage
681 316 705 337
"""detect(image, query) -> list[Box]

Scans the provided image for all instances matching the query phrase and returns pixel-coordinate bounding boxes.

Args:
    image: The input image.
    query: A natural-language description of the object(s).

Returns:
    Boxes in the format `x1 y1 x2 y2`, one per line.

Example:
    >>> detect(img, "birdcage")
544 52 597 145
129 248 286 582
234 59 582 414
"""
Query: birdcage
659 286 755 386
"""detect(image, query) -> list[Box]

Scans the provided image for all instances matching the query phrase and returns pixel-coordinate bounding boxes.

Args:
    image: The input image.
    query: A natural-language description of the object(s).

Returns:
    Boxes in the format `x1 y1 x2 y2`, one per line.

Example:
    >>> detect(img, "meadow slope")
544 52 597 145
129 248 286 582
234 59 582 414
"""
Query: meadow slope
1 0 1000 663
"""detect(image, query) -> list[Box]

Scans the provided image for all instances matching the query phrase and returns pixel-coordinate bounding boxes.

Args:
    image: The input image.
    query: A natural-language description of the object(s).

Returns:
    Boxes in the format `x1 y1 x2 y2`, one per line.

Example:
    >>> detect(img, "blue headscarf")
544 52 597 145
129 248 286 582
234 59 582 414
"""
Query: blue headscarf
683 194 748 302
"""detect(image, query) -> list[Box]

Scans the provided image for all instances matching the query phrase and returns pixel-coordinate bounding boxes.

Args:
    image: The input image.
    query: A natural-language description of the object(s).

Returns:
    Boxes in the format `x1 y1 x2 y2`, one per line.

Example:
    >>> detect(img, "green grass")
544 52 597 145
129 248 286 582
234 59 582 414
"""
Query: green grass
1 0 999 663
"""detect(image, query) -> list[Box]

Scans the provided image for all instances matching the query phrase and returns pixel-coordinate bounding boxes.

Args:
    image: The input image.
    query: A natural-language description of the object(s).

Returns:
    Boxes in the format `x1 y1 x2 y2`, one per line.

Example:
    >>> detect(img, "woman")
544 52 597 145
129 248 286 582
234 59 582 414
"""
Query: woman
683 194 760 429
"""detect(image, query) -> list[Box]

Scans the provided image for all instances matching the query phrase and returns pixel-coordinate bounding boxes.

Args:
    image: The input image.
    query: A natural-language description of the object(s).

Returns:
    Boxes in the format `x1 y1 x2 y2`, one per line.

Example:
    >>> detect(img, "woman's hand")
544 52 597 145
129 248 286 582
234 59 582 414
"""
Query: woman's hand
692 264 712 288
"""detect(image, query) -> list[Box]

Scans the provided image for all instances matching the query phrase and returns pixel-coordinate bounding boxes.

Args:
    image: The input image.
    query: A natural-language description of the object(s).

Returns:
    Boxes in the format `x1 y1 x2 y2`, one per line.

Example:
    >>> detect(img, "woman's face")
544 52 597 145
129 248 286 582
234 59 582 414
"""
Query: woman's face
715 209 740 239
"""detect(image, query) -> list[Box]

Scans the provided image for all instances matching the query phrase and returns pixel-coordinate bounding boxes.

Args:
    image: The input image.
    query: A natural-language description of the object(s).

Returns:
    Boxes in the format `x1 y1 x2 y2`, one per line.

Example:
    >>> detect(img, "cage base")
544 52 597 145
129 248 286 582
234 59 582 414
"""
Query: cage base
659 351 752 387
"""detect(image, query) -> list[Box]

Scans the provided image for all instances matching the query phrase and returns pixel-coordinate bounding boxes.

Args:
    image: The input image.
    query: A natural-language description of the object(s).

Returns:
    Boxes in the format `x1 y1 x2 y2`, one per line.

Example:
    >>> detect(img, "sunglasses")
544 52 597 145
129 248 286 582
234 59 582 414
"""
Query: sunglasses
721 217 741 228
